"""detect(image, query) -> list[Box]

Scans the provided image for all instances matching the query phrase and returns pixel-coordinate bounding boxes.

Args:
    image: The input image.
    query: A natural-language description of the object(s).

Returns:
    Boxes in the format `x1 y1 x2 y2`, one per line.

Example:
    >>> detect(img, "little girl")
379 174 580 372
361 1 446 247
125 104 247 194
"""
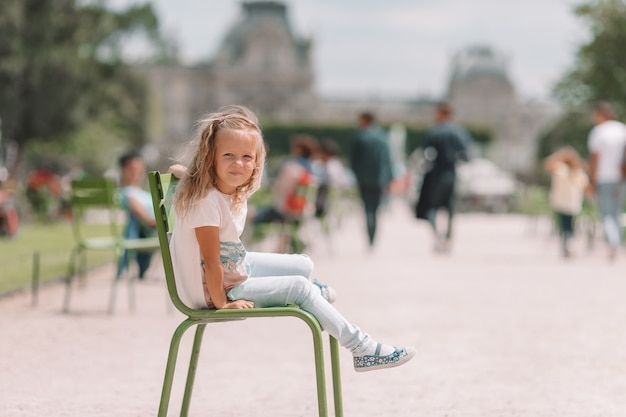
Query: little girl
544 146 590 258
169 105 415 372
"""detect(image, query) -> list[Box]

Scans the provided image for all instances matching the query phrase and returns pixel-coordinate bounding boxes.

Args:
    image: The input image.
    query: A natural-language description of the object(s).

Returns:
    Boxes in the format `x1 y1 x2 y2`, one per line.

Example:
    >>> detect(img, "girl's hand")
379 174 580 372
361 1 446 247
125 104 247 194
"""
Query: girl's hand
222 299 254 309
167 164 188 179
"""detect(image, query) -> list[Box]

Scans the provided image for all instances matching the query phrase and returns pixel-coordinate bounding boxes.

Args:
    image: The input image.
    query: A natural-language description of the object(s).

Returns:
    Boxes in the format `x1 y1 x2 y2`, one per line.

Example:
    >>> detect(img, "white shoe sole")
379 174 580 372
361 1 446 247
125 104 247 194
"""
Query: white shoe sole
354 346 416 372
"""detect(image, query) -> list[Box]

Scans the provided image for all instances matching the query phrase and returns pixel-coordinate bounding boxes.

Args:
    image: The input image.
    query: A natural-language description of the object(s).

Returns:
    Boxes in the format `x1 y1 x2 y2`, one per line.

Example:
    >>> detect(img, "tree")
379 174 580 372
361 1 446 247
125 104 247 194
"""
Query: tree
537 0 626 173
554 0 626 117
0 0 175 175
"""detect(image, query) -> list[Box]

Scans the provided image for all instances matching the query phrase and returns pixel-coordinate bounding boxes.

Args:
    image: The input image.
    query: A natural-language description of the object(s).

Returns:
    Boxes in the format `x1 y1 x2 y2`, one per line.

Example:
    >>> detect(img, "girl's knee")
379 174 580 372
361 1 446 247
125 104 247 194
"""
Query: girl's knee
290 275 315 298
292 275 312 288
292 254 314 278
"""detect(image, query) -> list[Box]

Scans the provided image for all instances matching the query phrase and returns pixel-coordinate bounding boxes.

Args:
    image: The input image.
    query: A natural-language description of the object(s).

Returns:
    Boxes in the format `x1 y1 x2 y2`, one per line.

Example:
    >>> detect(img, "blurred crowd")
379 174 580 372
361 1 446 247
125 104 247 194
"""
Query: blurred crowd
2 100 626 265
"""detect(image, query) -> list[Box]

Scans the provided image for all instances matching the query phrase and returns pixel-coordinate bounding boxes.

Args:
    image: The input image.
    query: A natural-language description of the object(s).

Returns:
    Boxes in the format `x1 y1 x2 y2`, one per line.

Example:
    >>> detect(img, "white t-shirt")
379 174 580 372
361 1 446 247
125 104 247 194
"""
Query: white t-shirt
588 120 626 183
169 189 249 309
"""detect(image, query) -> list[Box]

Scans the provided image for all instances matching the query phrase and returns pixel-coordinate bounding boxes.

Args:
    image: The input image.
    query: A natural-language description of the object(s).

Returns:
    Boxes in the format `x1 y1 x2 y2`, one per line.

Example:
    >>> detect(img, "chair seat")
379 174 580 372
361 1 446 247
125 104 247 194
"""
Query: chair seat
189 304 303 321
122 236 160 250
80 236 119 250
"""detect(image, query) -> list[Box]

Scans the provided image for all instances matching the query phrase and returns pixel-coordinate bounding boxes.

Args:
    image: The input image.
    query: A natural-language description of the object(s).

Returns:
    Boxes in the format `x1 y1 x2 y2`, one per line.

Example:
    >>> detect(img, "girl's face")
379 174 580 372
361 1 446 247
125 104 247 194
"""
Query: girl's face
213 128 258 195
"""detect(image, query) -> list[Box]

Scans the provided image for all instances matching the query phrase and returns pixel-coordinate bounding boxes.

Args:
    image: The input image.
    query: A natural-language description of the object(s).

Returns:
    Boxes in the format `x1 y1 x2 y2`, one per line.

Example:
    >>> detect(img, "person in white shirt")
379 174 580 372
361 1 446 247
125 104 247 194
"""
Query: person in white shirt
587 101 626 260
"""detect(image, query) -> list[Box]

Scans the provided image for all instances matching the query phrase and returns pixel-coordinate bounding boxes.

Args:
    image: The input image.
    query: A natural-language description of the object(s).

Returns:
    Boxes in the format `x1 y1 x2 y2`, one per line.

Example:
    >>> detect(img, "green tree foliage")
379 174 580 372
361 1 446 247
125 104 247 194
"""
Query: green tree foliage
534 111 592 183
0 0 174 174
538 0 626 172
536 112 591 160
554 0 626 115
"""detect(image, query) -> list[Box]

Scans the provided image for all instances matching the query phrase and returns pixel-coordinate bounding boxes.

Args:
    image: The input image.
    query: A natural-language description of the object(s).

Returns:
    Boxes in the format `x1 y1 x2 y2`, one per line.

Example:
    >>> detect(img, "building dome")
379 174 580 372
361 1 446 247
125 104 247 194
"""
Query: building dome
449 45 511 85
214 1 311 69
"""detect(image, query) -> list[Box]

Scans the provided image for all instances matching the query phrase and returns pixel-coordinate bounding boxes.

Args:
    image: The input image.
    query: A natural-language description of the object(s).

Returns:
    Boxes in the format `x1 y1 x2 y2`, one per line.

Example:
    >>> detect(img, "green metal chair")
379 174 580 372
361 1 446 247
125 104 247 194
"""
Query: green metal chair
148 171 343 417
63 177 160 314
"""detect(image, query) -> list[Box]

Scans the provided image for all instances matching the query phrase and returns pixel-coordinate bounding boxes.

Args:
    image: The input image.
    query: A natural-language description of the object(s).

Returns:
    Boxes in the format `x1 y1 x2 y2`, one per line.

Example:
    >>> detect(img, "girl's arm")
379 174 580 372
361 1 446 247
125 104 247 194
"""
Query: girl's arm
195 226 253 309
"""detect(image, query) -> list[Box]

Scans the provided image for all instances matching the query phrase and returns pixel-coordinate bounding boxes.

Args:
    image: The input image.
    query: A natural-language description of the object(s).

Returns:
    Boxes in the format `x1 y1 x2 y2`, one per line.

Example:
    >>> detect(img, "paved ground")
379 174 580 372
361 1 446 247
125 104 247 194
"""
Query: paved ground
3 198 626 417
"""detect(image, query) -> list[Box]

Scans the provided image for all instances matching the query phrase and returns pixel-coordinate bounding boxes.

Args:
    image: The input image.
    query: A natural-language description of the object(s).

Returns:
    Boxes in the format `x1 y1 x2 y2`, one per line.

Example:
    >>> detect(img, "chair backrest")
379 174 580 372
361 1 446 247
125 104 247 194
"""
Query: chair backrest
147 171 196 316
69 177 121 243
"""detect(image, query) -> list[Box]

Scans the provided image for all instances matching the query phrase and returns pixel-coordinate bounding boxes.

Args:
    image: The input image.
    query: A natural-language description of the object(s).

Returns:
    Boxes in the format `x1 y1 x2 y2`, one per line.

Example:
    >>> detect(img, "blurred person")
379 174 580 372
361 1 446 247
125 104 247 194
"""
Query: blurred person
25 163 63 222
414 102 470 253
349 112 394 248
544 147 590 258
311 138 350 219
252 134 319 253
118 151 157 279
253 134 319 224
0 174 18 237
59 160 86 220
587 101 626 260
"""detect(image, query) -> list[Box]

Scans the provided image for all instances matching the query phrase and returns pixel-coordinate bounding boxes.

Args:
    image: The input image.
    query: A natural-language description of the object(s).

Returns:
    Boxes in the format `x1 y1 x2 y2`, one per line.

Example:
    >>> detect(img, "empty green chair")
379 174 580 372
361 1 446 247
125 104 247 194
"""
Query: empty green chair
63 177 160 314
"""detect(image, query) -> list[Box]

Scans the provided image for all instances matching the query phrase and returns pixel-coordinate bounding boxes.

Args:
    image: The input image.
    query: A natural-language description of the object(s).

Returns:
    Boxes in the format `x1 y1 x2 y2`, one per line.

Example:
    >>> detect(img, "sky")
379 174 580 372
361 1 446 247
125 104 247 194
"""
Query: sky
113 0 587 102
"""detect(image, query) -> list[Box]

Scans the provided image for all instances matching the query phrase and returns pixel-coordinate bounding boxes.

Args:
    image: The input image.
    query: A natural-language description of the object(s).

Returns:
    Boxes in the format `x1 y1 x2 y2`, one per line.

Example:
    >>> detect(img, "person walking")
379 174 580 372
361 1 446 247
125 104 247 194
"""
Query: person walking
587 101 626 260
544 147 590 258
169 105 415 372
349 112 394 248
414 102 470 253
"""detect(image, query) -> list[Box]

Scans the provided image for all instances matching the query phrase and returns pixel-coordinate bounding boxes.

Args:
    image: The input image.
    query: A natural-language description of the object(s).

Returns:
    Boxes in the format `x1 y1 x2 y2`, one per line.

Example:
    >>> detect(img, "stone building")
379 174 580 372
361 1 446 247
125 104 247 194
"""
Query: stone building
446 45 553 174
141 1 554 175
142 1 317 159
207 1 317 119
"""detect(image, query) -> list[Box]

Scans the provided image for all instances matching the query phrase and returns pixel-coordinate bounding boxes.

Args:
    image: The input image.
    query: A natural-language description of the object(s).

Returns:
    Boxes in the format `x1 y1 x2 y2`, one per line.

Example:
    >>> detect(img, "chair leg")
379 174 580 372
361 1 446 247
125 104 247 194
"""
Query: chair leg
109 250 126 315
63 247 79 313
329 335 344 417
306 319 329 417
157 312 336 417
281 309 331 417
158 319 197 417
180 324 207 417
126 250 138 313
108 270 121 315
166 290 175 315
78 250 88 287
128 272 136 313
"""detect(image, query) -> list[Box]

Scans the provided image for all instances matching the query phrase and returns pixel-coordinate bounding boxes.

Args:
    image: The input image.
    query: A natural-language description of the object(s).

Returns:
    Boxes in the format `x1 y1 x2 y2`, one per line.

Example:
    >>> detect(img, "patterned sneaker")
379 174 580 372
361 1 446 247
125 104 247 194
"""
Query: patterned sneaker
353 344 415 372
312 280 336 303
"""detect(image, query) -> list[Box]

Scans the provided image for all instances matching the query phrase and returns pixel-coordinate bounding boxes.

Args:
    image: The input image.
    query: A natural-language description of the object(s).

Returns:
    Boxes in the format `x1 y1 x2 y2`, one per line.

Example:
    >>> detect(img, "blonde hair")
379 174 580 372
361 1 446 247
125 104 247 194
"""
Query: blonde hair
173 105 266 217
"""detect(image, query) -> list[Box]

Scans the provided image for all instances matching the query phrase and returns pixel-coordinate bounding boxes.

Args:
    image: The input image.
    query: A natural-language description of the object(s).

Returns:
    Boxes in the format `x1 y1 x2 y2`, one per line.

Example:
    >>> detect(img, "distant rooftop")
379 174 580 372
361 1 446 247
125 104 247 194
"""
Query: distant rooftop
450 45 511 84
242 1 287 15
215 1 310 66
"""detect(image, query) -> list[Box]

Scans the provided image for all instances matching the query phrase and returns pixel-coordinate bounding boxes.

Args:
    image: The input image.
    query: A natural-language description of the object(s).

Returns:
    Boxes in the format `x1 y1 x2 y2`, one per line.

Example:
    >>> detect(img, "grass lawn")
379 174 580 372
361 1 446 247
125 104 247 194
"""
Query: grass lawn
0 221 117 295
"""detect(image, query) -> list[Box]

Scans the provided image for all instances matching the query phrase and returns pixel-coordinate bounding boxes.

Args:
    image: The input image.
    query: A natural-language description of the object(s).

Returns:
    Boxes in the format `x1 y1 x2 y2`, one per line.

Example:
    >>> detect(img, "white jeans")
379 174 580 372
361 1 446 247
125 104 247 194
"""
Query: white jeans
227 252 372 355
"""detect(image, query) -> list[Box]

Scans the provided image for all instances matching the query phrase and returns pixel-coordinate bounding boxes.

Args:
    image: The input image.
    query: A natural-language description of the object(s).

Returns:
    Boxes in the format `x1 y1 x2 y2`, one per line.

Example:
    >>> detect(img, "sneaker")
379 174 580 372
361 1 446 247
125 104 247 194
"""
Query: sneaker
353 344 415 372
312 280 336 303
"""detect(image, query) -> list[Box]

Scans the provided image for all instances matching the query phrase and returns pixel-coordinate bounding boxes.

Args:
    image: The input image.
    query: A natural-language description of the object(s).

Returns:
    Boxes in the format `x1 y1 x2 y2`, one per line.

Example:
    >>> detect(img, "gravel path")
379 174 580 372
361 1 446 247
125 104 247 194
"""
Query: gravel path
2 200 626 417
